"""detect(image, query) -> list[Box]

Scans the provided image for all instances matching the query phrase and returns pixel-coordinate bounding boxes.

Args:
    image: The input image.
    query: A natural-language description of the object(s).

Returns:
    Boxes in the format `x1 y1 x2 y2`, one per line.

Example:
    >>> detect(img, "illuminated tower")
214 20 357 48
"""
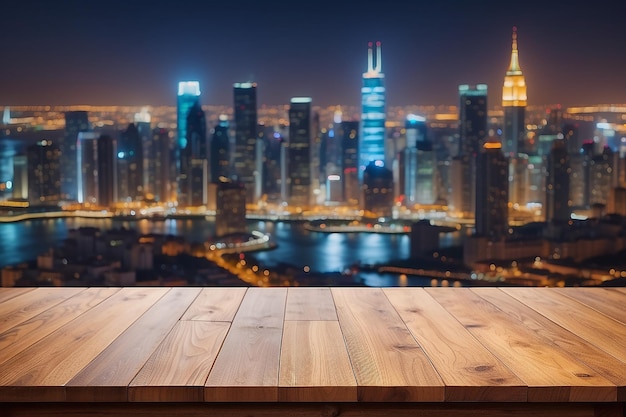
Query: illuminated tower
177 81 201 200
360 41 386 180
502 27 527 156
211 115 231 183
179 101 207 207
288 97 312 208
233 82 258 203
475 141 509 239
62 111 90 201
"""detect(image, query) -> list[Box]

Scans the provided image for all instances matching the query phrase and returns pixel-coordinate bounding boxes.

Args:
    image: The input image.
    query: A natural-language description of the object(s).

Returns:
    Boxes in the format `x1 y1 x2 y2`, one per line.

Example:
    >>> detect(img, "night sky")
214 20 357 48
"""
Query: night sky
1 0 625 108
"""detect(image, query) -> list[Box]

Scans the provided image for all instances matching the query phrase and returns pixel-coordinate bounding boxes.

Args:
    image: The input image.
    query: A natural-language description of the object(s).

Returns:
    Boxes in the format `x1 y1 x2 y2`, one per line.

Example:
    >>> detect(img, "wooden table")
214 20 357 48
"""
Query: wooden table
1 287 625 417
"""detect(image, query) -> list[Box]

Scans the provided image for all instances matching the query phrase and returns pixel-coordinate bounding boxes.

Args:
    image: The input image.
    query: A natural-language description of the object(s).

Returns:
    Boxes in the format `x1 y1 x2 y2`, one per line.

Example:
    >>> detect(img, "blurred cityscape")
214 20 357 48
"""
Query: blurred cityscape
1 30 626 288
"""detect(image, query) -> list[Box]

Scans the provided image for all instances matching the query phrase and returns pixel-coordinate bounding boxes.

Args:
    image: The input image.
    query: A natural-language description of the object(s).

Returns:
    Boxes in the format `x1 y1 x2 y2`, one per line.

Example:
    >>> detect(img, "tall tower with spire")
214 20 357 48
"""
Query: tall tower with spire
359 41 386 181
502 27 527 156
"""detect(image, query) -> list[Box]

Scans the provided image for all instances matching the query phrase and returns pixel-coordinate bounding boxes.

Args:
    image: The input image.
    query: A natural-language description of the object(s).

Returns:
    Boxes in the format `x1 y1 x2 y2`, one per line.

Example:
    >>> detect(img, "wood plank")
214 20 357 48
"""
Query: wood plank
426 288 616 402
332 287 444 402
66 287 201 402
181 287 246 322
0 287 35 303
0 402 605 417
284 287 337 321
129 321 230 402
473 287 626 402
0 287 119 367
205 287 287 402
502 288 626 364
555 288 626 325
384 288 526 402
0 287 84 334
0 287 168 402
278 321 356 401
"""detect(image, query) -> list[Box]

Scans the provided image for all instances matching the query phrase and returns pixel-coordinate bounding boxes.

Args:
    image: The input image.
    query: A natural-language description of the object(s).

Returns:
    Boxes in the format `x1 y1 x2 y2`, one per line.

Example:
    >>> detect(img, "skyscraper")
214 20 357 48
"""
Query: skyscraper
62 111 90 201
78 133 115 207
360 41 386 180
27 140 61 204
452 84 488 216
210 115 231 183
117 123 143 201
179 101 207 207
288 97 312 208
177 81 201 201
502 27 527 156
341 121 359 205
233 82 258 204
545 139 571 222
214 178 247 237
363 160 393 218
475 142 509 239
146 127 171 202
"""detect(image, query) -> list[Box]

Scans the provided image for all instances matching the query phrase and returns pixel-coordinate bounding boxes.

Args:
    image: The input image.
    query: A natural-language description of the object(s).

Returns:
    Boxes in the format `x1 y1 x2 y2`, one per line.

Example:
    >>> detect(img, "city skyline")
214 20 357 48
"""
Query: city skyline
2 1 625 108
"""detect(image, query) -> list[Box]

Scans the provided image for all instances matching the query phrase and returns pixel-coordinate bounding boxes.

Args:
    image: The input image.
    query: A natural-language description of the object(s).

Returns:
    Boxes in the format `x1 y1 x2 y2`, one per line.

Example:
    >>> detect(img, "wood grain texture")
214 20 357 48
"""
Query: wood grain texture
181 287 246 322
502 288 626 364
332 288 444 402
0 287 35 304
0 287 119 367
279 320 356 401
130 320 230 402
473 288 626 401
66 287 201 402
555 287 626 325
384 288 526 402
284 288 337 321
0 287 168 401
426 288 616 403
205 287 287 402
0 287 85 334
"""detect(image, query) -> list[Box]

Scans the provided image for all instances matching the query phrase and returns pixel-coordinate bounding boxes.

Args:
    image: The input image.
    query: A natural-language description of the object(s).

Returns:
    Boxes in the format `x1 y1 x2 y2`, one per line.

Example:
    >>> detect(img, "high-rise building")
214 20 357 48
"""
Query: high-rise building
134 109 152 197
26 140 61 204
341 121 359 205
502 27 527 156
78 133 115 207
475 142 509 239
177 81 201 201
211 115 231 183
545 139 571 222
288 97 313 208
12 154 28 200
146 128 171 202
62 111 90 201
362 160 393 218
213 178 247 237
97 135 116 208
453 84 488 216
179 101 207 207
233 82 259 204
360 41 386 180
117 123 144 201
459 84 488 157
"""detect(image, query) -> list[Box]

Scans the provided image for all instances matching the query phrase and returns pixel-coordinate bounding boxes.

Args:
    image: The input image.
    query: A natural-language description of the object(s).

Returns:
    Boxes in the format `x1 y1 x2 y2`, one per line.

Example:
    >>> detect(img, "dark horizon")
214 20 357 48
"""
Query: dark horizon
1 0 625 108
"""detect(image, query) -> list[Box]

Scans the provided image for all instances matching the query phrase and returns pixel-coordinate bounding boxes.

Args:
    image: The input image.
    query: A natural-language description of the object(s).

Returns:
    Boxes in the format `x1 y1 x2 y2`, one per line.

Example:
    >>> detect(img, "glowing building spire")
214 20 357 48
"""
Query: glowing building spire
375 41 382 72
502 26 527 107
507 27 521 75
367 42 374 72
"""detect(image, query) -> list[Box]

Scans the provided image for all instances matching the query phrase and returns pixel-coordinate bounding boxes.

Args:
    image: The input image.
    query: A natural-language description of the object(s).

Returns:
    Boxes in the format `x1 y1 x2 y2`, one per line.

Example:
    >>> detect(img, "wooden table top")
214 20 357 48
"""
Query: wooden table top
0 286 625 405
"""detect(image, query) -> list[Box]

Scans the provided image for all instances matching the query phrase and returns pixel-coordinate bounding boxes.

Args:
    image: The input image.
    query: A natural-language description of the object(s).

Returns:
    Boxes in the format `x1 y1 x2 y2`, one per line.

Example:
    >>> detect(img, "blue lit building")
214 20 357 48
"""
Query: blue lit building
176 81 201 201
359 41 385 180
